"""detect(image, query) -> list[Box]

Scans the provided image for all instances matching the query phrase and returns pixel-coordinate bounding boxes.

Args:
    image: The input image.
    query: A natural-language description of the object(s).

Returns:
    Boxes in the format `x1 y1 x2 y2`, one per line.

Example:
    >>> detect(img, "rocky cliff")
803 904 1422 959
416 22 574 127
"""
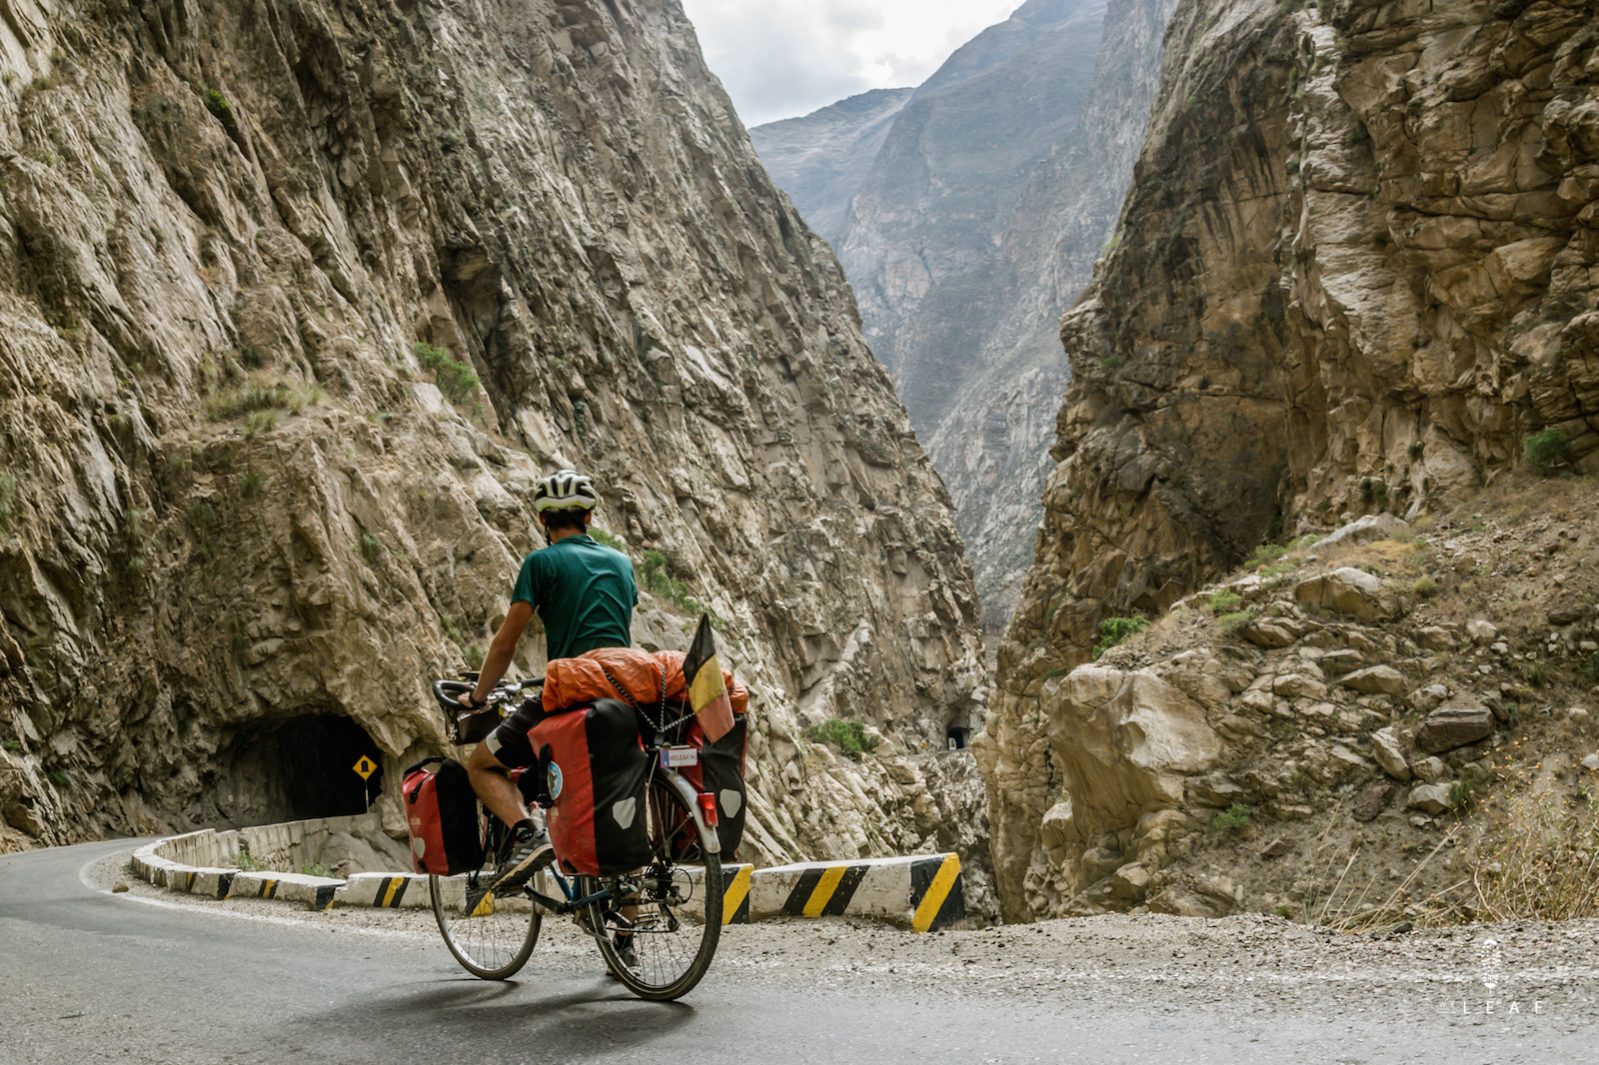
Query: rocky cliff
753 0 1174 626
0 0 989 883
983 0 1599 920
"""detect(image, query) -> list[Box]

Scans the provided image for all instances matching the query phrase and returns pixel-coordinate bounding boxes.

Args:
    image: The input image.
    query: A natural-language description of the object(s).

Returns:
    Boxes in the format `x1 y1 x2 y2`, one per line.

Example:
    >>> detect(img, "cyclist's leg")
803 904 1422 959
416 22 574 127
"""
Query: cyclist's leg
469 701 544 827
467 741 530 828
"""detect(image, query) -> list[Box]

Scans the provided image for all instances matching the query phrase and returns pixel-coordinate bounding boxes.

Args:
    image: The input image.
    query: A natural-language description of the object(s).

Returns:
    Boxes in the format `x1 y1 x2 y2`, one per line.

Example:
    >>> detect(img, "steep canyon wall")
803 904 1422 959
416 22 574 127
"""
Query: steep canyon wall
0 0 988 879
983 0 1599 919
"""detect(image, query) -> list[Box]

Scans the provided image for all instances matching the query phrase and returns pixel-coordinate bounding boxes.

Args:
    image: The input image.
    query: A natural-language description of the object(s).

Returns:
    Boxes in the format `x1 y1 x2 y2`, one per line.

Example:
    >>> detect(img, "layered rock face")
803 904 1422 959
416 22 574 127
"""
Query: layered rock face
0 0 987 875
753 0 1174 626
984 0 1599 919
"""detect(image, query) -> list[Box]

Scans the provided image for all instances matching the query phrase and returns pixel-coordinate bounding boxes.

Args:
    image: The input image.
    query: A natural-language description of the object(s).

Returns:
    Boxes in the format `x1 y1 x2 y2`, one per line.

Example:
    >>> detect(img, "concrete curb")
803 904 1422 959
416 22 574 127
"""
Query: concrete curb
130 824 964 930
750 854 966 932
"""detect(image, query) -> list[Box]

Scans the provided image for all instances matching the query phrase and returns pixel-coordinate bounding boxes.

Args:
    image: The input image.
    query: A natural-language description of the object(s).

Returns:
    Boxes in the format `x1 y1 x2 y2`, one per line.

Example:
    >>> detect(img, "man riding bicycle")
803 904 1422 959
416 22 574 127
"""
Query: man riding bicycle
456 469 637 901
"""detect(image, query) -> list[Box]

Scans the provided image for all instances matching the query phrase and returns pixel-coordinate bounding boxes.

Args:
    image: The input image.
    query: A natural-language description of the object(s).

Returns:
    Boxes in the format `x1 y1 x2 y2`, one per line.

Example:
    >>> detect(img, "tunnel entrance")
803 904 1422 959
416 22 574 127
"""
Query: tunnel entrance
210 714 384 827
946 725 971 751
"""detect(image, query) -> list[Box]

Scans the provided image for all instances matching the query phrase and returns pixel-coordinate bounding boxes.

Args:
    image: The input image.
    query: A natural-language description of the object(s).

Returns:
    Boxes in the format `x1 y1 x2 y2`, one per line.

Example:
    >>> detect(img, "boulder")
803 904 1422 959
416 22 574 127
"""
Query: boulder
1274 673 1329 700
1317 649 1365 675
1340 665 1406 695
1110 863 1151 902
1465 619 1499 645
1370 728 1412 781
1417 708 1494 753
1352 782 1395 822
1294 568 1392 621
1412 756 1450 783
1313 514 1412 549
1549 605 1586 626
1407 783 1459 815
1410 683 1450 712
1241 617 1307 648
1415 626 1458 651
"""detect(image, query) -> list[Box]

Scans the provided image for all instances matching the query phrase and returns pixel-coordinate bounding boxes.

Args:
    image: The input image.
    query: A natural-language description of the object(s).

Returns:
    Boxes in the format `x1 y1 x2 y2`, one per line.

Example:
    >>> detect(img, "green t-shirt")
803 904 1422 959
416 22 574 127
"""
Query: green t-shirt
511 534 637 661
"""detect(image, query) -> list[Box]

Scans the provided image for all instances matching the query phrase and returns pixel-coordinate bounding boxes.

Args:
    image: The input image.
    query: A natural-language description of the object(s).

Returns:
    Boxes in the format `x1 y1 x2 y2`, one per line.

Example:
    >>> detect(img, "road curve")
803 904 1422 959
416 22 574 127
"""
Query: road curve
2 840 1595 1064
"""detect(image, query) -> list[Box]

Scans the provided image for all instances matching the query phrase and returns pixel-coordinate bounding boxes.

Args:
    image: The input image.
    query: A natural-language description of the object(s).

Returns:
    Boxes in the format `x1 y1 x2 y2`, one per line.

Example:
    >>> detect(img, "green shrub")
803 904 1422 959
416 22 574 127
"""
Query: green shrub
358 531 382 563
47 768 70 787
1448 779 1475 811
415 342 479 404
234 847 264 872
1217 609 1257 630
808 719 880 760
590 527 625 551
1525 428 1571 476
463 645 485 671
1582 652 1599 684
206 378 317 421
1246 542 1288 569
640 548 719 622
1409 574 1438 598
1206 589 1243 614
238 471 264 498
1092 615 1148 660
302 863 336 879
1212 804 1253 831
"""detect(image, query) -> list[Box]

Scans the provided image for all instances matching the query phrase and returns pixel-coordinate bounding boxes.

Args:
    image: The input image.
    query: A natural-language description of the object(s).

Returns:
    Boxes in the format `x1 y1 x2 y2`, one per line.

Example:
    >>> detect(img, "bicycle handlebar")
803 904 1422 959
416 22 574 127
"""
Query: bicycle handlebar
430 676 543 714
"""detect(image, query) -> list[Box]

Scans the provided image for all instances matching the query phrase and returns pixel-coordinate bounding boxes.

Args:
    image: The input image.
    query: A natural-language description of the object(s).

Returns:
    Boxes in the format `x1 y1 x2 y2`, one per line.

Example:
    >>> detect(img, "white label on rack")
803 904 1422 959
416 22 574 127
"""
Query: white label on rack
660 746 699 768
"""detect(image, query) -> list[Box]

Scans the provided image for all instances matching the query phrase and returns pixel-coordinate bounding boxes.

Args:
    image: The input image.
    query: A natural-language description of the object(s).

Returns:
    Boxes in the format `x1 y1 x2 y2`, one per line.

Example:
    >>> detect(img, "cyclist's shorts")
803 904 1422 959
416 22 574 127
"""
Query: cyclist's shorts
482 700 544 768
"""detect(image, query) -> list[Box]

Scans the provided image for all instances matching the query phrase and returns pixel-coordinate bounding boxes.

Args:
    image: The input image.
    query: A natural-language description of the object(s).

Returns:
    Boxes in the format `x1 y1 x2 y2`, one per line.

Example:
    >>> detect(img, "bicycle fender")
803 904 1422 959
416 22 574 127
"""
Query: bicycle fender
661 770 721 855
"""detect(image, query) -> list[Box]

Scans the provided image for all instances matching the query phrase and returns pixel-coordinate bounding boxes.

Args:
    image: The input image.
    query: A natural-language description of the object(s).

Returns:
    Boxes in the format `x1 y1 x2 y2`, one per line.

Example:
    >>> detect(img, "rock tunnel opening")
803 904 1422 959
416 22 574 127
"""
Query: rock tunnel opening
210 713 384 828
946 725 972 751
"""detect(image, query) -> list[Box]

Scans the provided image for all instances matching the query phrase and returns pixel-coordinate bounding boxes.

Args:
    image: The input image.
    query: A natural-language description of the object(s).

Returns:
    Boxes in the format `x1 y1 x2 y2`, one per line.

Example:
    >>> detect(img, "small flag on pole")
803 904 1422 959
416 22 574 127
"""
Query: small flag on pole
683 614 734 743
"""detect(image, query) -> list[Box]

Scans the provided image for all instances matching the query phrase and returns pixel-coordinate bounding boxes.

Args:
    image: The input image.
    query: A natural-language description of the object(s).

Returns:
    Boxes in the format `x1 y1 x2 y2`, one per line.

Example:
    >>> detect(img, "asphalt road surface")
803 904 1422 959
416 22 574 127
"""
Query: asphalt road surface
3 840 1597 1064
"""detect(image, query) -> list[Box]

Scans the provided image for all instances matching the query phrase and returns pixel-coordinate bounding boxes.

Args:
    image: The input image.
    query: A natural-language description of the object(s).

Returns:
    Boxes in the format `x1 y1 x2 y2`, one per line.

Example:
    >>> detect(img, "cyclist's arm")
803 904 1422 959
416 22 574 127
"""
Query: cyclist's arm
468 600 534 704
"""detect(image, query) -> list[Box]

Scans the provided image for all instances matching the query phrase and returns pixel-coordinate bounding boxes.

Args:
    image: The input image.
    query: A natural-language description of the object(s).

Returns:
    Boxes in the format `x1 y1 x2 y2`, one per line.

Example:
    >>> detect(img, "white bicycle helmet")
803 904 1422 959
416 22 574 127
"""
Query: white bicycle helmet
533 469 599 512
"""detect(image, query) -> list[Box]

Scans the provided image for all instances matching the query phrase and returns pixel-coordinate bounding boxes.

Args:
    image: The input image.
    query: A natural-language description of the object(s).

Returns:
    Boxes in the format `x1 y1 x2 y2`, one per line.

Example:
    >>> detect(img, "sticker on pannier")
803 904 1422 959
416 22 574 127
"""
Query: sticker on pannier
401 757 484 876
527 698 652 876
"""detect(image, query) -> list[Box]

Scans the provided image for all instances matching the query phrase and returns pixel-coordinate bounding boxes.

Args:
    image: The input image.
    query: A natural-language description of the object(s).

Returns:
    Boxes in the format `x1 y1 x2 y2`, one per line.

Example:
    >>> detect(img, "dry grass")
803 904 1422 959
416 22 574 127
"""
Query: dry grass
1472 788 1599 922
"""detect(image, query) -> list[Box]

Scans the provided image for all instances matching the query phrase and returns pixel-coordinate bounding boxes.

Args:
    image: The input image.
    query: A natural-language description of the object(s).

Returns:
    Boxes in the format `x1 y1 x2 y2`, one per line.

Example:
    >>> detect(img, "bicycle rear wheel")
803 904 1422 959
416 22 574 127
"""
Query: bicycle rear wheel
429 818 541 980
594 775 723 1001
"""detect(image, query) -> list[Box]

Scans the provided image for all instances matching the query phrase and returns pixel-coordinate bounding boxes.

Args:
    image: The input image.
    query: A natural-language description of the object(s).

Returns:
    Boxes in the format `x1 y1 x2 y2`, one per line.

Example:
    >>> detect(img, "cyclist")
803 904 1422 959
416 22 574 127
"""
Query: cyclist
456 469 637 902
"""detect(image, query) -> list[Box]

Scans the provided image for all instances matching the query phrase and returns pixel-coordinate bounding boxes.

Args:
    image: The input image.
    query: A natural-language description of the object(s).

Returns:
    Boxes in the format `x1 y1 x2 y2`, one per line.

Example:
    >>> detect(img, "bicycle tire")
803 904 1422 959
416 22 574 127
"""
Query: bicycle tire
429 818 542 980
594 776 723 1001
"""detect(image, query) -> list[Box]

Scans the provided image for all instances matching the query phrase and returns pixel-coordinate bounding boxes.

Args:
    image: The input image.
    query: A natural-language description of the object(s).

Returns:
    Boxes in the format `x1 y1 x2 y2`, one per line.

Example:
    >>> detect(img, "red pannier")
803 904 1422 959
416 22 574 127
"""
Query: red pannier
676 715 749 859
528 698 653 876
401 757 484 876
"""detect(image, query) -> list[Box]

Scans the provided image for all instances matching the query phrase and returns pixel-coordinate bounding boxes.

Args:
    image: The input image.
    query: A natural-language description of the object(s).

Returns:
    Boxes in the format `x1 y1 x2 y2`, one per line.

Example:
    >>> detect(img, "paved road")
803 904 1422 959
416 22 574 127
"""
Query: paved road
2 840 1595 1064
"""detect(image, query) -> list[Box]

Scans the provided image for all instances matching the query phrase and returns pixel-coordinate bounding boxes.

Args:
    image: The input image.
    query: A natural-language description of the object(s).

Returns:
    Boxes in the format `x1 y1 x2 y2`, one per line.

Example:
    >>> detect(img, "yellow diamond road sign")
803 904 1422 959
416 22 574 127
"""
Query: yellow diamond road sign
353 756 377 780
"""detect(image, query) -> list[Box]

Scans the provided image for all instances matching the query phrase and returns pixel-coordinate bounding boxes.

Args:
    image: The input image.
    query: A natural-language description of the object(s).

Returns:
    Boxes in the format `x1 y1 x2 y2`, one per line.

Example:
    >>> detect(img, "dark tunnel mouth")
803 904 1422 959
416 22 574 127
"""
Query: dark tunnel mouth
210 712 385 828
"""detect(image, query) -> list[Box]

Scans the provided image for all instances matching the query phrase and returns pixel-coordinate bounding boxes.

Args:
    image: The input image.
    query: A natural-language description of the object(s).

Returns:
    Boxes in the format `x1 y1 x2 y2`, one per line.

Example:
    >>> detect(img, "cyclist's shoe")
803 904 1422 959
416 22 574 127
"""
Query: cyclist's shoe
493 824 554 890
464 825 552 915
610 933 639 975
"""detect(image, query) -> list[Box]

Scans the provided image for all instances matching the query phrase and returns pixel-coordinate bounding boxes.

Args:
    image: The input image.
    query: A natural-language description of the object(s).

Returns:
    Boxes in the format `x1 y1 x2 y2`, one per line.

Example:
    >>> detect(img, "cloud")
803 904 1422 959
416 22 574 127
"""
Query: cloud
681 0 1021 126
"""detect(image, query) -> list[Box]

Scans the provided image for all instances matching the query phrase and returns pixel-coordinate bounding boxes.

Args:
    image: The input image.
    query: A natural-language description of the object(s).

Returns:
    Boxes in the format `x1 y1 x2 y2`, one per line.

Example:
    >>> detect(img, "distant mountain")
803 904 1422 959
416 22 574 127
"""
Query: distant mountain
752 0 1174 627
749 88 913 245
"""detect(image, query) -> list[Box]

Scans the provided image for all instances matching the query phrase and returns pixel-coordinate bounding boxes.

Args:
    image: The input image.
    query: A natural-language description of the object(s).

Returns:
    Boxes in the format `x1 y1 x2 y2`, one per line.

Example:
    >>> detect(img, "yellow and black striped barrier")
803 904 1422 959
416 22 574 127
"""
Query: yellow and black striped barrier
749 854 965 932
134 831 966 931
336 872 430 909
722 864 753 925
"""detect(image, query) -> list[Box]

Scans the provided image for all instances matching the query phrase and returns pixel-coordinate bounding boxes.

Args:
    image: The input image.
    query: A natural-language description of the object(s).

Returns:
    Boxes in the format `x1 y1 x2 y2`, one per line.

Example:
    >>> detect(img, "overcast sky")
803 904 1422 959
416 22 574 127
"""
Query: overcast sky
679 0 1022 127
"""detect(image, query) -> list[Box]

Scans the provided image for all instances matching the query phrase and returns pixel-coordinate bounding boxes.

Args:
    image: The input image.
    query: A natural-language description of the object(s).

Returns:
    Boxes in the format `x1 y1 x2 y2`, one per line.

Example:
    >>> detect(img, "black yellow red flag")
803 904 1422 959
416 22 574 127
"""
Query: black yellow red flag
682 614 734 743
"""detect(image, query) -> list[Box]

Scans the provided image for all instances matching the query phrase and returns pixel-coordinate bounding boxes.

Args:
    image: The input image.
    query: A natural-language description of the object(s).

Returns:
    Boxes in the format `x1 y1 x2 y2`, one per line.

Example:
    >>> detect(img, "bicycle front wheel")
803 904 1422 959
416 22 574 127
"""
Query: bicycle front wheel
595 776 723 1000
429 844 542 980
